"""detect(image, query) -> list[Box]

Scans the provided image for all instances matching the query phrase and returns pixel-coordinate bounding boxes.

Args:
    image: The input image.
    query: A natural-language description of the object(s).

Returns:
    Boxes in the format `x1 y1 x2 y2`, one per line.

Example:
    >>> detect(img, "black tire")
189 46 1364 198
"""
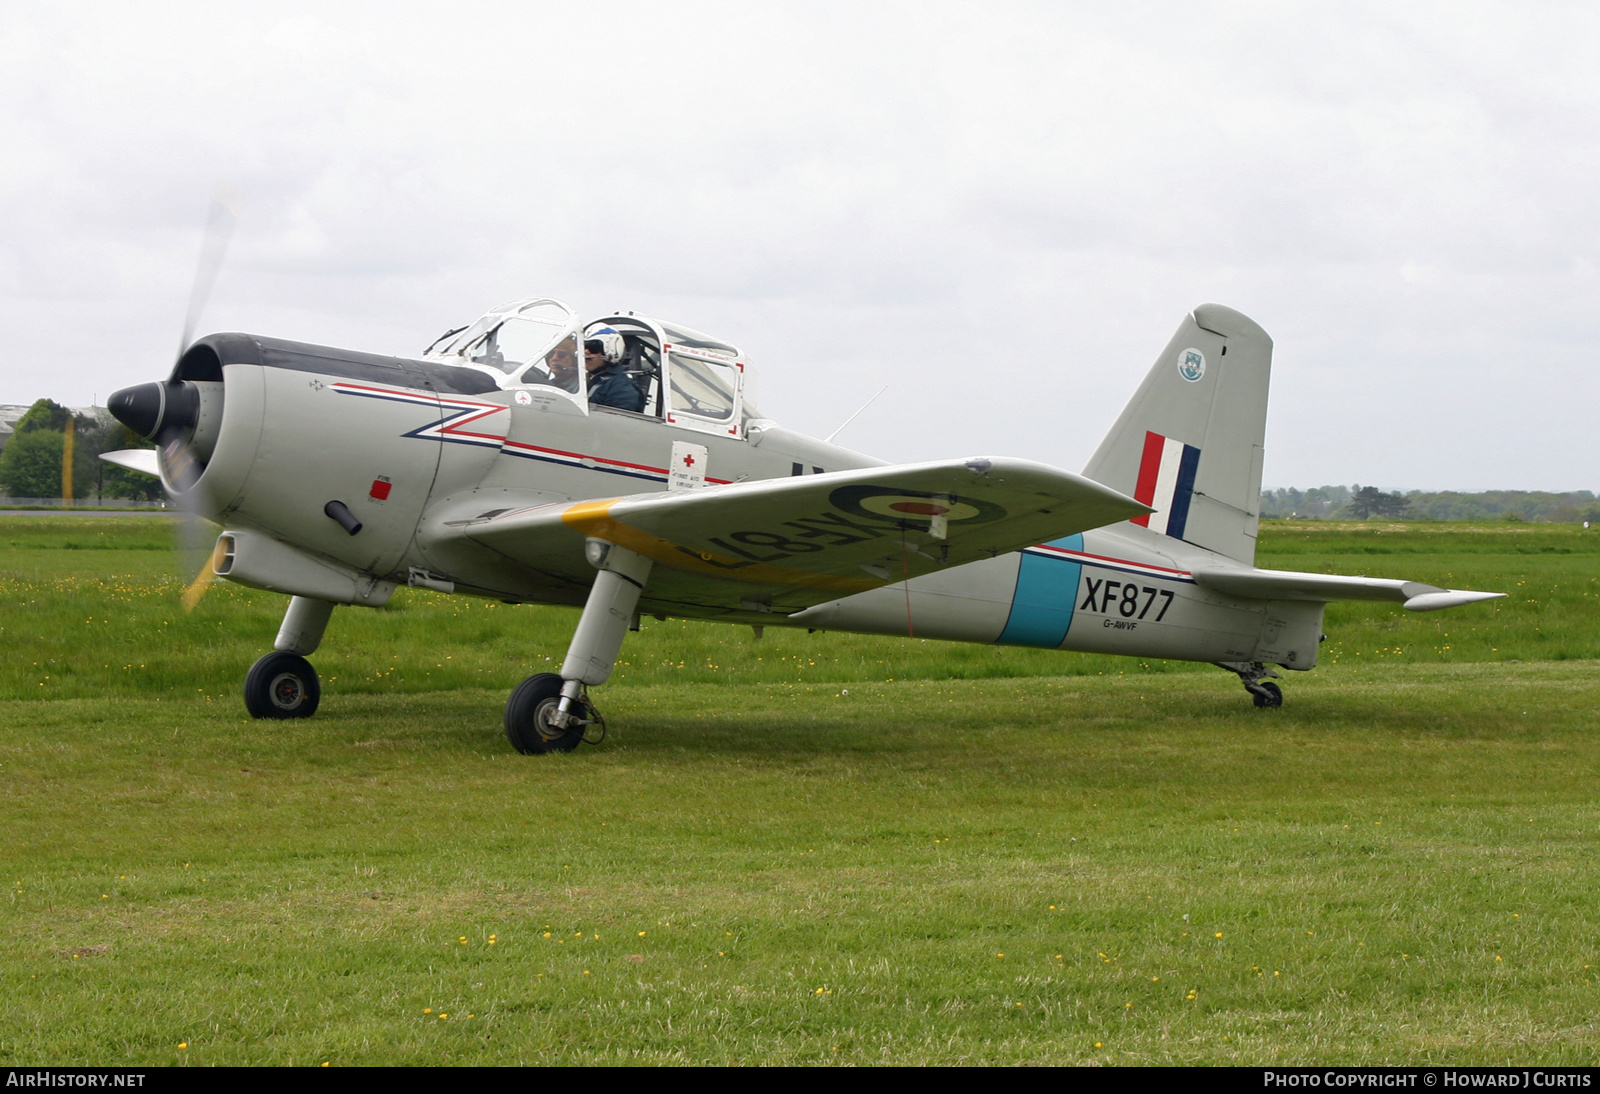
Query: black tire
1252 681 1284 709
244 652 321 719
504 672 590 754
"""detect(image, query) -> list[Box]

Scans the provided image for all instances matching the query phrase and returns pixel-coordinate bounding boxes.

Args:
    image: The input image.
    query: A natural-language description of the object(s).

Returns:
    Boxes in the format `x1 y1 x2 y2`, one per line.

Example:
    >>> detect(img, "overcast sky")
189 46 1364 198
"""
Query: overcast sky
2 1 1595 491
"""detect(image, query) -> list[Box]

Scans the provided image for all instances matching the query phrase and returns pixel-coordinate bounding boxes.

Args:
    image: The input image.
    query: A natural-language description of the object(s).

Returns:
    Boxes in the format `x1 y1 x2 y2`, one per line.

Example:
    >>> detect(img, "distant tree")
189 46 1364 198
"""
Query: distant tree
0 399 162 501
1265 486 1598 523
0 430 65 497
1374 491 1410 518
0 400 78 498
11 399 73 435
1347 485 1409 519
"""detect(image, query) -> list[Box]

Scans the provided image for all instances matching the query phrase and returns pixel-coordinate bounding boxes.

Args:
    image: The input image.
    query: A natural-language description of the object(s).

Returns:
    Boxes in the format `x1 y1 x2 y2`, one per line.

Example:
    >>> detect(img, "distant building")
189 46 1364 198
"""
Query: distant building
0 405 32 455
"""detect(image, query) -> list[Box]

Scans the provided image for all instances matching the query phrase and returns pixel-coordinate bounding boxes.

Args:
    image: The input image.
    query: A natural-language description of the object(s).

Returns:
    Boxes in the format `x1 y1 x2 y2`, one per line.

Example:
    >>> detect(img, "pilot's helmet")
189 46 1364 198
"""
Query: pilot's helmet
584 326 626 364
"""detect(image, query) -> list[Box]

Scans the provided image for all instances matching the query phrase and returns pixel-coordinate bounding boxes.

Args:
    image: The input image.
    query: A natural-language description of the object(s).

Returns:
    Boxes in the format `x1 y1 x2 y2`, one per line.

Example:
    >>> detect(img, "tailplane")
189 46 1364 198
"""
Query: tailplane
1082 304 1272 565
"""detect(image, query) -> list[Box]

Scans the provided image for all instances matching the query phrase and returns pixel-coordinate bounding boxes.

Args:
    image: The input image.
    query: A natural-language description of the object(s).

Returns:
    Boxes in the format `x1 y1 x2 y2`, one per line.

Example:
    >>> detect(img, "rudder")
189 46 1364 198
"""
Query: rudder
1082 304 1273 564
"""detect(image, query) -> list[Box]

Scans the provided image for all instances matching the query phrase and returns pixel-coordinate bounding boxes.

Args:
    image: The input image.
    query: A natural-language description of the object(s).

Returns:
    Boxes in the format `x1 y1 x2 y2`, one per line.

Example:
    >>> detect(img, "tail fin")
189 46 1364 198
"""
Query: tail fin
1082 304 1272 565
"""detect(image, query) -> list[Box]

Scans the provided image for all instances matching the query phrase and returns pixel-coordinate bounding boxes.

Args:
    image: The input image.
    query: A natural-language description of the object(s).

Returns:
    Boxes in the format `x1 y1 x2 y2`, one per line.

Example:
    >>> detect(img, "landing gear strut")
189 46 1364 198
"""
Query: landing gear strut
505 539 652 755
244 596 334 720
1216 661 1284 708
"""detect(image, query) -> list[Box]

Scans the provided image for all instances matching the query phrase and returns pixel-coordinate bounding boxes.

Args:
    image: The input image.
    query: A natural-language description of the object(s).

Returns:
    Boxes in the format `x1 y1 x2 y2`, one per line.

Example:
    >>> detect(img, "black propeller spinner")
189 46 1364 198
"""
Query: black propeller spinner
107 379 200 441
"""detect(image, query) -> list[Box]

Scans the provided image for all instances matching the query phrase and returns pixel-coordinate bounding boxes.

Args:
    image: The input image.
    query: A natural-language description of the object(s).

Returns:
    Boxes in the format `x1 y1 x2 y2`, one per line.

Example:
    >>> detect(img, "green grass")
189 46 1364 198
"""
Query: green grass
3 518 1595 702
1258 520 1600 665
2 517 1598 1065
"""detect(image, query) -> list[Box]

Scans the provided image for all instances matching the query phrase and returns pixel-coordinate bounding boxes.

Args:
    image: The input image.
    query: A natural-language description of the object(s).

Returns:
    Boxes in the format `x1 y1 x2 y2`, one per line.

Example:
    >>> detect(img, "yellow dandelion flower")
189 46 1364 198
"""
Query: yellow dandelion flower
438 1013 447 1019
638 931 646 937
178 1043 188 1050
1094 1042 1102 1049
424 1008 432 1014
1215 932 1224 939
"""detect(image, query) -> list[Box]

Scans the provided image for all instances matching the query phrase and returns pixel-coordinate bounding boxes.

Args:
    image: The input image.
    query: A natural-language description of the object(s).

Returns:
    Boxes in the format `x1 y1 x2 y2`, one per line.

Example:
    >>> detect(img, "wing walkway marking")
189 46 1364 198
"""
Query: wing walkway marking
553 500 880 594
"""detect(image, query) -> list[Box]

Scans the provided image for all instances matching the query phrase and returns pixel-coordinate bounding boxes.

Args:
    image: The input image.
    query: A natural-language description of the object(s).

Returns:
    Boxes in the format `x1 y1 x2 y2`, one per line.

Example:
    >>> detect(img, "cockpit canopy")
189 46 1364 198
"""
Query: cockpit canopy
422 298 758 438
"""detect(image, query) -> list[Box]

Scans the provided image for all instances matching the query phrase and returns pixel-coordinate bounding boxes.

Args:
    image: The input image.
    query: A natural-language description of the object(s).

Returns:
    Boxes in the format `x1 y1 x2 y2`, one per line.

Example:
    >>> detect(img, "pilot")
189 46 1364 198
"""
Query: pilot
534 338 580 393
584 328 645 412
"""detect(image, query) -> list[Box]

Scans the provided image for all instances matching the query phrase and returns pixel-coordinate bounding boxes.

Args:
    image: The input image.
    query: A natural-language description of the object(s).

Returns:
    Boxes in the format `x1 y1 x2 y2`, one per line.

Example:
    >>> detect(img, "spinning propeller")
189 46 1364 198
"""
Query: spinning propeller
106 187 238 611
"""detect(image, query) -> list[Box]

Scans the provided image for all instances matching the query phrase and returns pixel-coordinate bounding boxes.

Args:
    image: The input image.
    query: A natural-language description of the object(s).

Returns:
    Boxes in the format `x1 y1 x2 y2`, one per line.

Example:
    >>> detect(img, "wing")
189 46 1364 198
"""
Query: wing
430 457 1147 616
1192 566 1505 612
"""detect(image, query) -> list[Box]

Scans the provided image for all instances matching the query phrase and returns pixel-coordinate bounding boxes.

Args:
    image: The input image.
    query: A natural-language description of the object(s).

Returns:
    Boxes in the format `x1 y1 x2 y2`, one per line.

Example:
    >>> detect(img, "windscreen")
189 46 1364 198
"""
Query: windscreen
467 316 568 375
668 352 736 421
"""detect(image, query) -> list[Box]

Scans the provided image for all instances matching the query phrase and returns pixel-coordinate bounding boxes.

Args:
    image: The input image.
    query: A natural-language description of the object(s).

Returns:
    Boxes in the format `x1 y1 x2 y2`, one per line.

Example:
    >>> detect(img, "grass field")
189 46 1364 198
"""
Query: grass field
2 518 1598 1065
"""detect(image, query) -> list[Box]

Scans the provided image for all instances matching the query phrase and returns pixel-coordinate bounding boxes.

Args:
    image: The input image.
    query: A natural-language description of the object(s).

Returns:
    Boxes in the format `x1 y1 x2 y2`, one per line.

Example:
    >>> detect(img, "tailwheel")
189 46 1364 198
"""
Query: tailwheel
243 651 321 719
505 672 599 754
1251 681 1284 709
1215 660 1285 710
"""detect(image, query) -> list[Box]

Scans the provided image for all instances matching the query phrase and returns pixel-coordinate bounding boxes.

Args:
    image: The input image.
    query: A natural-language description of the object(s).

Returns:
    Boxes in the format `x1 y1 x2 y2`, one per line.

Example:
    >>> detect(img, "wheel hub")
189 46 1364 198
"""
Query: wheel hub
532 697 561 740
269 672 307 711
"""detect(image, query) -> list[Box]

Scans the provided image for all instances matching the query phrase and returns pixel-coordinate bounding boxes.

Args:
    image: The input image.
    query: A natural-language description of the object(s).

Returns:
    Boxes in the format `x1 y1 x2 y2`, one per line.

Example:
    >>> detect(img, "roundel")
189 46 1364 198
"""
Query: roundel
1176 348 1206 382
829 485 1006 526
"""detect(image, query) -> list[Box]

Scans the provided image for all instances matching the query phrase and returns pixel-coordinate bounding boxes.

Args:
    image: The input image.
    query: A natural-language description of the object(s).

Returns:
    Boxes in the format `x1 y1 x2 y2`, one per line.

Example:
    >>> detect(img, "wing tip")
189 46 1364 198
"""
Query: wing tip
1403 590 1507 612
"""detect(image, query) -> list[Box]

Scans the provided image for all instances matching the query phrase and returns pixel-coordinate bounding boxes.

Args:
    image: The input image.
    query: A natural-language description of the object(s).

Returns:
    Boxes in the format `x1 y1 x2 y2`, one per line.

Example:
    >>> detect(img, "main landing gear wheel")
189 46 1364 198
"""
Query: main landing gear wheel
1251 681 1284 709
505 672 598 755
243 651 321 719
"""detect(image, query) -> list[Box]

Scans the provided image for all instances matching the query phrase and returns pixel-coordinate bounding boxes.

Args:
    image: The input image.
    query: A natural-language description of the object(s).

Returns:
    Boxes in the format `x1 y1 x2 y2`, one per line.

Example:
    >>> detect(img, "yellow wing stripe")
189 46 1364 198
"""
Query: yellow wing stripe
559 499 879 594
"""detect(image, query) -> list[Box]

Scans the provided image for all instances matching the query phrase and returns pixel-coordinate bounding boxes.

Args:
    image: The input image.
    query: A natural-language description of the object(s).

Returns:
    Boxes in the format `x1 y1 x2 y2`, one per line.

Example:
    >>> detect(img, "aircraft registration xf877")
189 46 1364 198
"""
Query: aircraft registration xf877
102 297 1504 753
